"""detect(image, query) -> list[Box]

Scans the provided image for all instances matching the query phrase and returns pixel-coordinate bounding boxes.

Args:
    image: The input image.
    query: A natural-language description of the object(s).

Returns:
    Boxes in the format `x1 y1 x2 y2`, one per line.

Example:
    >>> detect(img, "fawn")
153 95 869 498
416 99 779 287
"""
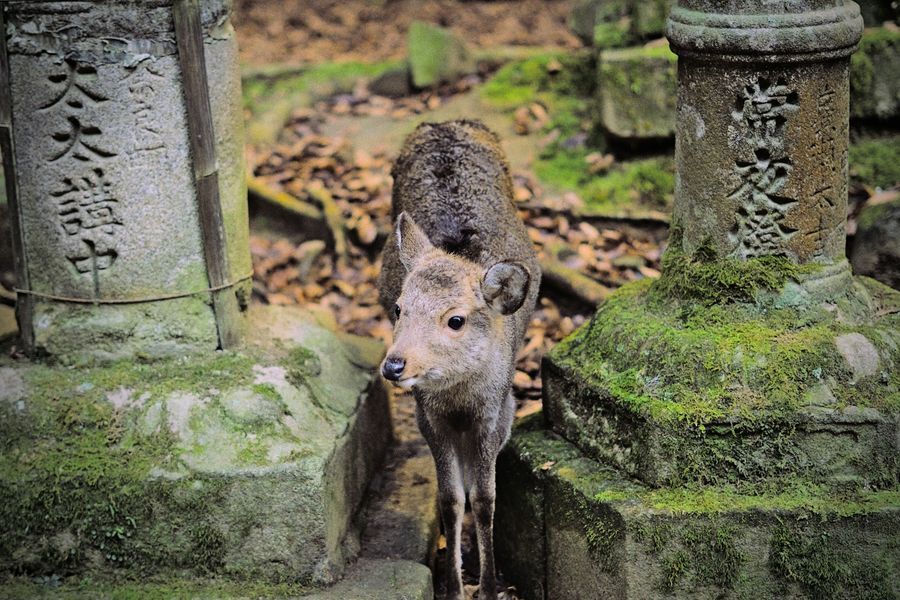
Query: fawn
378 120 539 600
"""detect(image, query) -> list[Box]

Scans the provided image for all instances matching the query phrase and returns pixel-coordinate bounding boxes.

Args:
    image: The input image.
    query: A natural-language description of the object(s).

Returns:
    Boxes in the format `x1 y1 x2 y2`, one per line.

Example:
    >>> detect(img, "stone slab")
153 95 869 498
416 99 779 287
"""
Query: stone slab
542 276 900 489
1 558 434 599
496 418 900 600
0 304 391 585
597 42 677 140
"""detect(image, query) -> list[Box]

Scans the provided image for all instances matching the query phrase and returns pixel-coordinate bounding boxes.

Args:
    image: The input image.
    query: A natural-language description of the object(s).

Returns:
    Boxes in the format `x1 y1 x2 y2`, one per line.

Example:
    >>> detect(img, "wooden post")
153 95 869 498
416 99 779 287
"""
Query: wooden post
174 0 241 349
0 5 33 353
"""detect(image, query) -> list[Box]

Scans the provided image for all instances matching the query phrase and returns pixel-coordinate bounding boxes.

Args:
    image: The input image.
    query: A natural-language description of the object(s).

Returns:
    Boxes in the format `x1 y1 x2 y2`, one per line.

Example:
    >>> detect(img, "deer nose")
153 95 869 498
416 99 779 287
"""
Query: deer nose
382 356 406 381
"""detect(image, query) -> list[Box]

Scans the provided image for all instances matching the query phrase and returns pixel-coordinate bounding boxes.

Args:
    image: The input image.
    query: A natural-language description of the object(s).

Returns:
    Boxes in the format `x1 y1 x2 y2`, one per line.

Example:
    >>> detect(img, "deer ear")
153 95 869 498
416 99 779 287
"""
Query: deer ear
396 212 433 271
481 261 531 315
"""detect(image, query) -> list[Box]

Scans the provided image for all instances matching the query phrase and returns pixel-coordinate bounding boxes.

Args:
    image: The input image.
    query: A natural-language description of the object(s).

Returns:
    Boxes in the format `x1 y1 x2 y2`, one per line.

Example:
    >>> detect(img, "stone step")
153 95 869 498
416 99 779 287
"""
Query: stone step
542 276 900 489
2 558 434 599
359 390 440 566
0 305 391 585
495 416 900 600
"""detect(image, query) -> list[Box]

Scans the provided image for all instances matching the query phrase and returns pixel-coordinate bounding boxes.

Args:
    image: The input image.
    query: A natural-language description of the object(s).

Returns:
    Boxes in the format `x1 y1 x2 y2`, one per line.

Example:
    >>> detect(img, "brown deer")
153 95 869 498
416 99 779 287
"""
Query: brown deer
378 120 539 600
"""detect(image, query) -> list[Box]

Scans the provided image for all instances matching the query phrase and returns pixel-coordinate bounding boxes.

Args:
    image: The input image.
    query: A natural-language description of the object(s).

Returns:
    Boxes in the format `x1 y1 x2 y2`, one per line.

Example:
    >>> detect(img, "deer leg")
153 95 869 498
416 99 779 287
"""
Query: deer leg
470 453 498 600
432 443 466 600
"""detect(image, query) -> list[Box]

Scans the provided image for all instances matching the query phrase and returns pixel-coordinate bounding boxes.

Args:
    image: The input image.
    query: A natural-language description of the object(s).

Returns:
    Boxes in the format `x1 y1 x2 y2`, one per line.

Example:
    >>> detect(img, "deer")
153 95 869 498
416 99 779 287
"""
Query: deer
378 120 540 600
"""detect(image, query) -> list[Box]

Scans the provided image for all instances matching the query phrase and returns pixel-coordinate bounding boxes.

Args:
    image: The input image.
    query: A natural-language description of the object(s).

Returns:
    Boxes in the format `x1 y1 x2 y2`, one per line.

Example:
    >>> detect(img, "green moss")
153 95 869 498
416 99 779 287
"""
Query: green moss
2 576 313 599
661 549 690 591
675 522 741 589
849 135 900 189
581 157 674 214
770 522 896 599
850 27 900 120
481 50 596 112
596 477 900 516
651 234 814 305
592 22 629 48
552 263 900 431
0 352 262 576
285 345 322 383
242 60 401 113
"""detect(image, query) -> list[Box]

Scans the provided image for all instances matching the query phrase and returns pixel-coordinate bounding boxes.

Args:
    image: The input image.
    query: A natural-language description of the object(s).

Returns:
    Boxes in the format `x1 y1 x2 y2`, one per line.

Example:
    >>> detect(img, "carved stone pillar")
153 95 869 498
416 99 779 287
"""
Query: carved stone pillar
666 1 863 264
1 0 249 362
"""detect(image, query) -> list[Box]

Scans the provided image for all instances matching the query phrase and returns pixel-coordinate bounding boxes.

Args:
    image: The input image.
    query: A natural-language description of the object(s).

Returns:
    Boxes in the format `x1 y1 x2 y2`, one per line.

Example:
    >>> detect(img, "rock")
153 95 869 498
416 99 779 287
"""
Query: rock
541 276 900 489
0 304 391 585
407 21 475 89
850 196 900 288
850 27 900 120
368 67 412 98
496 420 900 600
596 42 677 139
835 332 881 382
3 558 434 599
568 0 671 48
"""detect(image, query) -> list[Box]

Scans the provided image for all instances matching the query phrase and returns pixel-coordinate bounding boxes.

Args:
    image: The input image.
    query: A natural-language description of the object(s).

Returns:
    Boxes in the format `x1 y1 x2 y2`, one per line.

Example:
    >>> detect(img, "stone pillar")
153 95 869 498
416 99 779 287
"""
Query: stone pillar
666 1 863 264
1 0 250 362
495 4 900 597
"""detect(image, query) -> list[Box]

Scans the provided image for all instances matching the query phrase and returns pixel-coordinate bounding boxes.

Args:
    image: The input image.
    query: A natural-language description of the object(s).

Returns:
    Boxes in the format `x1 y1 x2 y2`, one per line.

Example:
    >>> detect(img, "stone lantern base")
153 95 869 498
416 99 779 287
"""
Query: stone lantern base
495 253 900 599
0 305 391 586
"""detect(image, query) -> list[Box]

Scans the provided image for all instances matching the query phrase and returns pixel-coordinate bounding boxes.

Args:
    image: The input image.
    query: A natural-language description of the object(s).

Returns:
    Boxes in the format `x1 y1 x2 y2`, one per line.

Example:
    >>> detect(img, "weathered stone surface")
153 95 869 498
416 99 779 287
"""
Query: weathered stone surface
4 0 250 361
368 67 413 99
667 0 863 263
303 558 433 600
407 21 475 89
542 277 900 489
597 42 676 140
0 305 391 585
850 196 900 289
496 419 900 600
569 0 671 48
2 558 434 599
850 27 900 120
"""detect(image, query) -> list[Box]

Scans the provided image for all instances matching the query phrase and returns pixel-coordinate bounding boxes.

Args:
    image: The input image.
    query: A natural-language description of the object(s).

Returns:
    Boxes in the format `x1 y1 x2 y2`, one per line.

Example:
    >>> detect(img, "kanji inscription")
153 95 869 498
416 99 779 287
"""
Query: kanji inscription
51 167 122 273
728 77 800 258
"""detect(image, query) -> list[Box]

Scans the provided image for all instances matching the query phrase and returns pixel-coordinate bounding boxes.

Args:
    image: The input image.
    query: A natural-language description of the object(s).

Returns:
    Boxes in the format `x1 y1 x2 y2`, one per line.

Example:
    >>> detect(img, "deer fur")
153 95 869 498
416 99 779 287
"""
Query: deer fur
378 120 540 600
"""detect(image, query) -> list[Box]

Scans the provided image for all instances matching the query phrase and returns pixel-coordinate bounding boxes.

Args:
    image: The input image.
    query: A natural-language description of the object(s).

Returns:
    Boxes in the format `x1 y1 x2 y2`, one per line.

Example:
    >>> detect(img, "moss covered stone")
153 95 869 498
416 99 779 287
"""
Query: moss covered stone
850 196 900 289
2 558 433 599
596 42 677 140
568 0 671 49
849 133 900 189
407 21 475 89
0 305 390 586
850 27 900 120
542 262 900 488
495 421 900 600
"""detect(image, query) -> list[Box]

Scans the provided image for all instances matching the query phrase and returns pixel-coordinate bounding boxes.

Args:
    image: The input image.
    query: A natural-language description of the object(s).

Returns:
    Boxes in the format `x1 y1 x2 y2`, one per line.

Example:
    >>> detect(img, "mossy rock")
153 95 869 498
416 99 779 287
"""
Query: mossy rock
496 420 900 600
849 133 900 189
568 0 671 48
542 252 900 488
0 305 390 585
2 558 433 600
407 21 475 89
241 60 401 146
850 26 900 120
850 196 900 290
596 41 677 140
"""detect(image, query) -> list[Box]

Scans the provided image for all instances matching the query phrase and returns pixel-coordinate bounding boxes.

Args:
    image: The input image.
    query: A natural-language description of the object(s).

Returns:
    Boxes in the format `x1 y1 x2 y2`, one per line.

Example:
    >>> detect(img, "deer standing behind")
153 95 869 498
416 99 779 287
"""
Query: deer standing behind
378 120 540 600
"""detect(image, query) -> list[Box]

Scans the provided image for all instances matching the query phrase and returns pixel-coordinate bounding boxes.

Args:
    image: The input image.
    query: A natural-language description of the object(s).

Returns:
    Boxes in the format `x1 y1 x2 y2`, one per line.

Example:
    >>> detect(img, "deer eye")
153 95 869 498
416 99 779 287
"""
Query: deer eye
394 304 401 318
448 316 465 330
